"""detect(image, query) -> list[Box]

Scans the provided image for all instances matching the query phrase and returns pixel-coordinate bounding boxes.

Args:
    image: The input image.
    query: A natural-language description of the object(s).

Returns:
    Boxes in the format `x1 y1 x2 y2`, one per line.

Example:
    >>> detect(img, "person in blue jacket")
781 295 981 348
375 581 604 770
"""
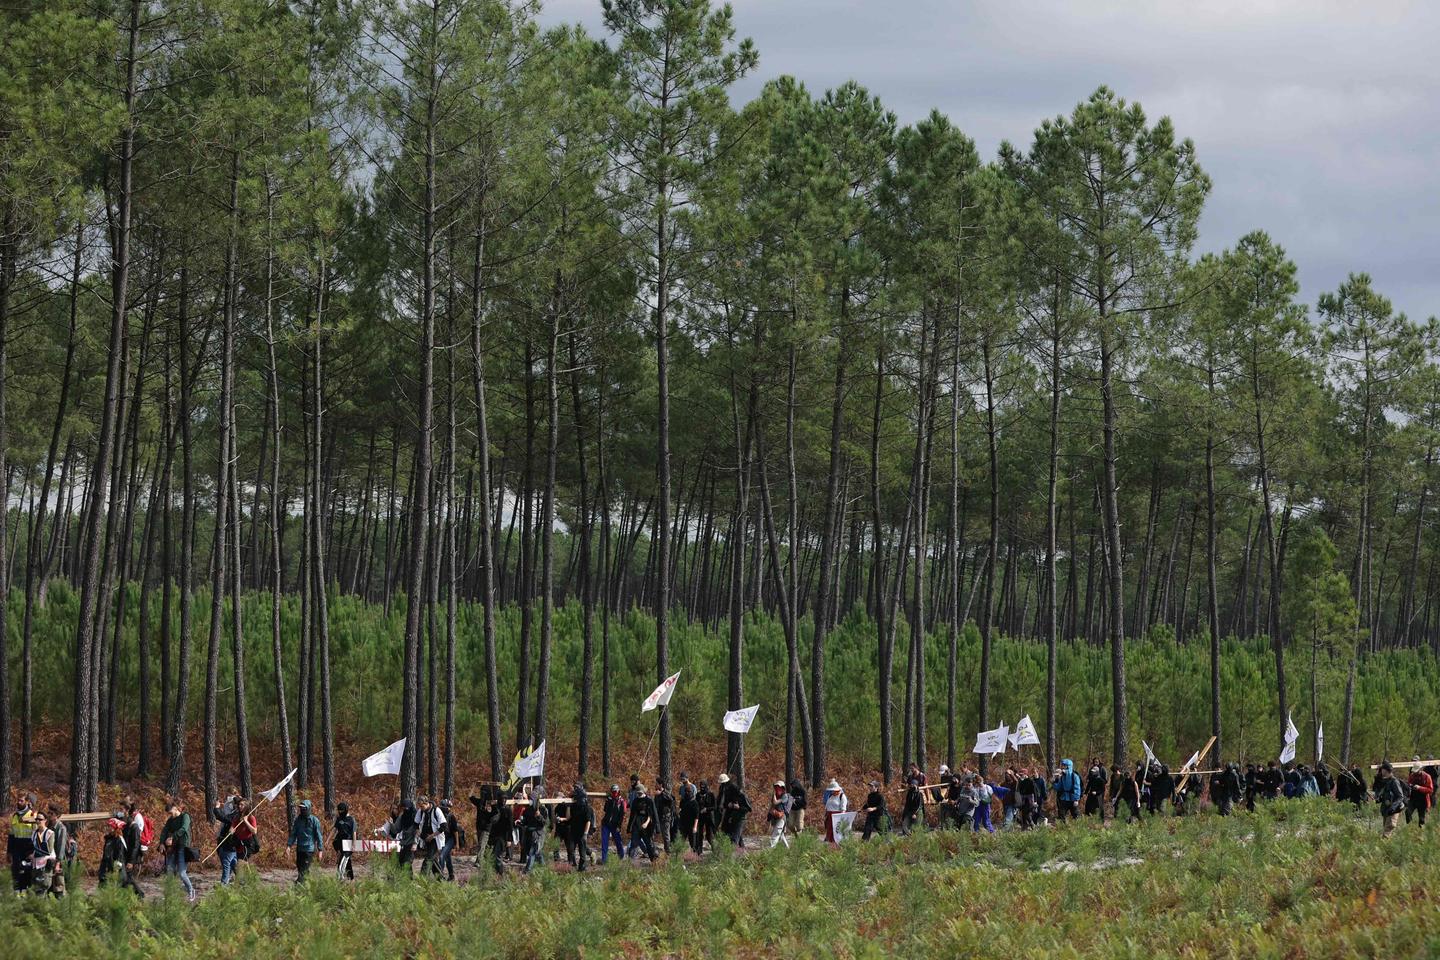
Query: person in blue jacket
1053 759 1083 819
287 799 325 882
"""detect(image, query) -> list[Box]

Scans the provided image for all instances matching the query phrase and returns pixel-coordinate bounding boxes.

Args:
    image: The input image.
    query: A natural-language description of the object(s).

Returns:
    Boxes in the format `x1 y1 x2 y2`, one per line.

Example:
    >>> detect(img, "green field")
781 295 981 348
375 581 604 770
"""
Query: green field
5 801 1436 958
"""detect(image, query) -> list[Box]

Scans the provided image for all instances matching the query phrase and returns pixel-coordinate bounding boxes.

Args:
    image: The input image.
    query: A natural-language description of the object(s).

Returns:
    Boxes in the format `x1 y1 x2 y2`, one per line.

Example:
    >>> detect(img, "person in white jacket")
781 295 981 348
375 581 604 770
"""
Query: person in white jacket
822 780 849 843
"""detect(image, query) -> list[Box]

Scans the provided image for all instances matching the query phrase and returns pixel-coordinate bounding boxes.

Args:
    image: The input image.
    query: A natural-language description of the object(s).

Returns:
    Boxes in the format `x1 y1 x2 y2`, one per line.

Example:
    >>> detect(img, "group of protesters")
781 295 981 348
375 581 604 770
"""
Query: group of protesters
8 752 1435 897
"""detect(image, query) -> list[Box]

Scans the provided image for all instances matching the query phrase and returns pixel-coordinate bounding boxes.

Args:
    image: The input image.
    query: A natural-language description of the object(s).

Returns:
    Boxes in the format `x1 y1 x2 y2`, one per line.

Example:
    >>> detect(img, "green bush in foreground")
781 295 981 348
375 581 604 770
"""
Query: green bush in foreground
5 801 1440 958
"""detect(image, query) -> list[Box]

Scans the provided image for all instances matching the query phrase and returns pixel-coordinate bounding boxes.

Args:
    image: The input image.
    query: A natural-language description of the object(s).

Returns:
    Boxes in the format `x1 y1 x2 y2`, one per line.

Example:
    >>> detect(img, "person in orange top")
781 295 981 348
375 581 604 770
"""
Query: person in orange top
1406 757 1434 827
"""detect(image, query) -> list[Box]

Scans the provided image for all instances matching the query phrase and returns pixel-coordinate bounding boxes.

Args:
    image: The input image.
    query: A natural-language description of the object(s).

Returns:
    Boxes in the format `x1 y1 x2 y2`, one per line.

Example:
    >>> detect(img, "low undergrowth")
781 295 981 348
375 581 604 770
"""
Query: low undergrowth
6 801 1438 958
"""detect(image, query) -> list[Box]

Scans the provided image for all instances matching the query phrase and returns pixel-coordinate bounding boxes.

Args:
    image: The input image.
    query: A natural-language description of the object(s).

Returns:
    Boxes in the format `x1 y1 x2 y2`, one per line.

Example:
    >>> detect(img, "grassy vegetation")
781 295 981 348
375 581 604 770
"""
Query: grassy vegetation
19 579 1440 762
5 801 1438 958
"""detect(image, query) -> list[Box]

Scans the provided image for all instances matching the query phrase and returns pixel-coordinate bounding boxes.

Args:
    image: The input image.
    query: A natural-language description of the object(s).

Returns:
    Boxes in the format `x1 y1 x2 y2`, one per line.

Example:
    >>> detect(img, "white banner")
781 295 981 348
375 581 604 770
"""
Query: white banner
723 704 759 734
642 671 682 712
342 839 401 853
362 738 407 777
973 724 1009 756
1181 750 1200 773
261 767 297 802
1279 740 1296 764
1142 740 1160 767
1284 712 1299 745
1009 714 1040 748
512 740 546 781
831 811 859 843
1317 722 1324 762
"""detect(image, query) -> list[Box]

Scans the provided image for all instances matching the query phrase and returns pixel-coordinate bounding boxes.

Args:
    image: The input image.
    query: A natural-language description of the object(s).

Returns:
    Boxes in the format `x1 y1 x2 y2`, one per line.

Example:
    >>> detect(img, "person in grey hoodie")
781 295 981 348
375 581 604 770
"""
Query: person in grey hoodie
287 799 325 882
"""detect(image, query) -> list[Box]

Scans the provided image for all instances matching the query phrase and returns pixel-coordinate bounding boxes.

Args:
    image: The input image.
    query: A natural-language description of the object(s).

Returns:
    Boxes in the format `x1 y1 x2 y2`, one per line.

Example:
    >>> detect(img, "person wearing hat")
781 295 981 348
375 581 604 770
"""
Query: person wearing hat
860 781 888 840
287 799 325 882
767 781 793 848
1376 762 1407 835
718 774 752 847
332 802 358 880
626 783 659 862
1406 758 1434 827
600 784 627 864
822 779 849 844
694 780 717 853
159 798 196 901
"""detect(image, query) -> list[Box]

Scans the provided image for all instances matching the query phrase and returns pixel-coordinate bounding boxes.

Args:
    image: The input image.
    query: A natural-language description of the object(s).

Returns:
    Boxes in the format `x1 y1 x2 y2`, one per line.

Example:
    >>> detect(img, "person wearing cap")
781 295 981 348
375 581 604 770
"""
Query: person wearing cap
626 783 659 862
8 793 38 893
860 781 888 840
287 799 325 882
822 779 849 844
160 798 196 901
1376 762 1406 835
676 772 699 849
718 774 752 847
694 780 717 853
900 766 927 835
1406 759 1434 827
600 784 627 864
1084 760 1108 818
786 779 807 836
767 781 793 848
332 802 358 880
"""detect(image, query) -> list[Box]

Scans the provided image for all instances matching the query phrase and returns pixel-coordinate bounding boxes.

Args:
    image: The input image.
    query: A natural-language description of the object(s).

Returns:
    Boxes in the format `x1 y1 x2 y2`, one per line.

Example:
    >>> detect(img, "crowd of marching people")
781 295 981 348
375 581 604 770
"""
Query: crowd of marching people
7 754 1436 898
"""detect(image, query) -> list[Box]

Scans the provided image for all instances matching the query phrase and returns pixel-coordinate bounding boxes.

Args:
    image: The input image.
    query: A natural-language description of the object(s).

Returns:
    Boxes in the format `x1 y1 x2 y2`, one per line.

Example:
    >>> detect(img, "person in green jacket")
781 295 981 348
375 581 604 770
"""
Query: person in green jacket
159 799 195 901
287 799 325 882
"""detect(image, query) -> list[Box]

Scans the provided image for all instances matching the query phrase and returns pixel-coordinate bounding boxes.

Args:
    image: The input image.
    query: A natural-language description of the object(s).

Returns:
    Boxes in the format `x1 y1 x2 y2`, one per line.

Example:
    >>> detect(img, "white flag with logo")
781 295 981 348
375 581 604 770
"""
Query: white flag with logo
1142 740 1160 767
831 811 859 843
1283 712 1299 745
642 671 682 712
362 738 407 777
1279 740 1296 764
511 741 546 780
1317 722 1324 762
1009 714 1040 748
723 704 759 734
261 767 297 802
973 724 1009 756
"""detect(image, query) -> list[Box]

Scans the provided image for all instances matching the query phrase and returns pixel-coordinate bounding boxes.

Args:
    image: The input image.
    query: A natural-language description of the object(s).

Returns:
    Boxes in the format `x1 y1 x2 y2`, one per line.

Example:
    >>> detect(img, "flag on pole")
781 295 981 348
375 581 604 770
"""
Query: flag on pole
973 724 1009 756
362 738 407 777
831 811 859 843
1009 714 1040 748
1283 712 1300 745
722 705 760 734
261 767 297 802
642 671 682 713
1279 740 1296 764
511 740 546 781
1181 750 1200 773
1317 722 1324 762
1142 740 1159 767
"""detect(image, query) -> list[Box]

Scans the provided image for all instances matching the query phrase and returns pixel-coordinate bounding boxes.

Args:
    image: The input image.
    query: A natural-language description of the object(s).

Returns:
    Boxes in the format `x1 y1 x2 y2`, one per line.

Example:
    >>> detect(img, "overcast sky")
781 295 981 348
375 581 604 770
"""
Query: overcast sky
540 0 1440 321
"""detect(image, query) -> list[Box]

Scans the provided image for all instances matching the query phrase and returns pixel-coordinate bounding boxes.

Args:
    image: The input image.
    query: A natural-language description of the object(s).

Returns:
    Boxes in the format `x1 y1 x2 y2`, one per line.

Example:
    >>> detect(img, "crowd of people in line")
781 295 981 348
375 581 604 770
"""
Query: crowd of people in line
7 754 1434 898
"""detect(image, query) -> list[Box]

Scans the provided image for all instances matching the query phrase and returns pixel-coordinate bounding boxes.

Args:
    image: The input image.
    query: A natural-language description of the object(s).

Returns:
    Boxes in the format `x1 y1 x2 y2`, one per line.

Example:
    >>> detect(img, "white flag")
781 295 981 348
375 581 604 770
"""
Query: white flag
1010 714 1040 748
973 724 1009 756
261 767 297 802
831 811 859 843
362 737 407 777
1181 750 1200 773
1317 722 1324 762
1280 740 1296 764
722 704 759 733
1142 740 1160 767
1283 712 1299 745
511 740 546 780
642 671 682 713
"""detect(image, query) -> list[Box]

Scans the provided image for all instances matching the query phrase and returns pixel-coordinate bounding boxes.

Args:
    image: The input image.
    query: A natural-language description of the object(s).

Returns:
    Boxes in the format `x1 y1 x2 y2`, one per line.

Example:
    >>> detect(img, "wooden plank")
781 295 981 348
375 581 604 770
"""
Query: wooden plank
1369 760 1440 770
57 811 115 824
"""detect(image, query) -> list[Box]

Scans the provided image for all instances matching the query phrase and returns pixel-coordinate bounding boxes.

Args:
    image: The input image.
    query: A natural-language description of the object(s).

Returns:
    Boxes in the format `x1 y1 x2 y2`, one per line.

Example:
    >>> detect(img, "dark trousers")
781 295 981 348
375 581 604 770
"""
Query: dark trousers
1406 799 1428 826
723 819 745 847
565 831 590 870
1056 800 1078 820
861 812 885 840
295 849 314 881
693 818 715 853
626 831 656 861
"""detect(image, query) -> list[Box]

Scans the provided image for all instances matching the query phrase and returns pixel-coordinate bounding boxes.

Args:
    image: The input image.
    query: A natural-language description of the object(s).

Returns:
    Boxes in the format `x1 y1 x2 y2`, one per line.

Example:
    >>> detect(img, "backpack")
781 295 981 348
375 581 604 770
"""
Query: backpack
137 813 154 849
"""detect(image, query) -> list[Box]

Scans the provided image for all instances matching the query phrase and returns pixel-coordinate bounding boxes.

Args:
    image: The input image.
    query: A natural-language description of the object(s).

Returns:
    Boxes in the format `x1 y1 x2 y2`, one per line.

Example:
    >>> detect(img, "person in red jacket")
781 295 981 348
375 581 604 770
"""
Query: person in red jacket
1406 757 1434 827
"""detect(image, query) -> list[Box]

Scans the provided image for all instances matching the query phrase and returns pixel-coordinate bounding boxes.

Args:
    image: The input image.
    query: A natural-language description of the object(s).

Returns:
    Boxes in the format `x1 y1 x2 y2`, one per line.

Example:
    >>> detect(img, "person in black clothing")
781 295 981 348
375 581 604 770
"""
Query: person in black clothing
332 802 358 880
786 780 808 836
562 783 593 871
1261 761 1283 800
676 773 699 849
900 775 925 835
439 800 461 880
1084 762 1108 819
600 785 628 864
626 784 659 862
718 776 751 847
484 793 510 875
694 780 717 853
1217 763 1243 816
1314 765 1333 798
1111 765 1140 823
1015 770 1039 829
654 781 675 854
1147 764 1173 815
99 818 129 891
860 782 887 840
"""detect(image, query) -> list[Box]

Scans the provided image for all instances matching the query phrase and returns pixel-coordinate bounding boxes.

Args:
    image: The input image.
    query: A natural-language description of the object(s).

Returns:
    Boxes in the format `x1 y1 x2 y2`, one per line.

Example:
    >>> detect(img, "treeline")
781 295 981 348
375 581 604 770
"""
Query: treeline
3 0 1438 817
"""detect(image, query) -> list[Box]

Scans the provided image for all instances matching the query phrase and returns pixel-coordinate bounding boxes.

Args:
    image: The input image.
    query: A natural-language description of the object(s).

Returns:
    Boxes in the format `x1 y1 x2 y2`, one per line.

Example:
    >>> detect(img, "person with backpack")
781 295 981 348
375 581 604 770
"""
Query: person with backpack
212 795 252 885
159 798 196 902
694 780 717 853
1015 769 1039 829
439 799 461 880
1376 762 1407 836
125 797 153 867
1053 759 1082 820
786 779 808 837
900 771 926 835
287 799 325 882
600 784 627 864
859 781 887 840
626 783 659 862
46 805 72 896
821 779 848 844
518 793 548 874
719 775 752 848
332 802 358 880
27 810 58 897
8 793 38 893
767 781 793 848
1111 766 1141 823
100 818 129 889
1083 760 1108 819
1407 759 1434 827
415 796 446 879
971 776 996 833
376 799 419 869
